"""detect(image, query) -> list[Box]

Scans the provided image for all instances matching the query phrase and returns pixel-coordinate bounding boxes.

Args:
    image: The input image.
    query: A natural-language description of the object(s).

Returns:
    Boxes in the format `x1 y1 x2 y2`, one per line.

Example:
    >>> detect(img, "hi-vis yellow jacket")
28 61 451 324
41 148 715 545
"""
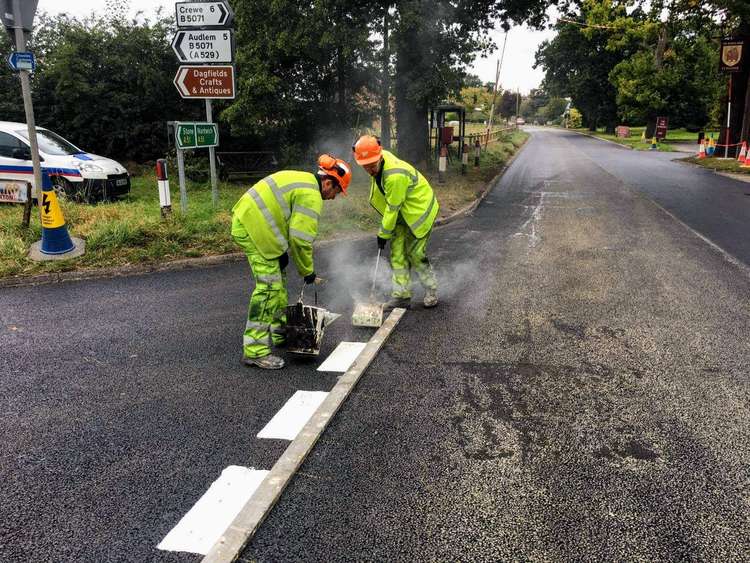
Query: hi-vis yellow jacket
368 150 439 240
231 171 322 276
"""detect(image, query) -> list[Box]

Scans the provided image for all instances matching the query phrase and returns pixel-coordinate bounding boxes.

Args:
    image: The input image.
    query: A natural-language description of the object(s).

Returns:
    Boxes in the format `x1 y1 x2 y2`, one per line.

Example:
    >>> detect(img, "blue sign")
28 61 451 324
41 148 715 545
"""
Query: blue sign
7 51 35 72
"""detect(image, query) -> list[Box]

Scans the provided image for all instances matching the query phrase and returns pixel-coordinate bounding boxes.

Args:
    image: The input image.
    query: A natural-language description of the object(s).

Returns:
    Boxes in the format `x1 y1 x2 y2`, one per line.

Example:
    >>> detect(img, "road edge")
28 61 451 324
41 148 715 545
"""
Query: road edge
201 307 406 563
0 138 529 289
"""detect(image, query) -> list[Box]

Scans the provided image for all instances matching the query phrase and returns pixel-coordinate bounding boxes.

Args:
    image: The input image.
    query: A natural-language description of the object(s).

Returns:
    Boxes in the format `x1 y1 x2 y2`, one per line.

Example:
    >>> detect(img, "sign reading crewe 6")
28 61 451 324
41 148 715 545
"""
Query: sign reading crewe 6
175 1 233 28
174 65 235 99
176 122 219 149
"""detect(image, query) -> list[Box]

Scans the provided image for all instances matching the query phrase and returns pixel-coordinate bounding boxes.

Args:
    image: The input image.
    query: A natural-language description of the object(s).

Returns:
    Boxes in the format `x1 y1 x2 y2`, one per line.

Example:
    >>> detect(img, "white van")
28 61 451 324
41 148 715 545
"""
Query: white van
0 121 130 203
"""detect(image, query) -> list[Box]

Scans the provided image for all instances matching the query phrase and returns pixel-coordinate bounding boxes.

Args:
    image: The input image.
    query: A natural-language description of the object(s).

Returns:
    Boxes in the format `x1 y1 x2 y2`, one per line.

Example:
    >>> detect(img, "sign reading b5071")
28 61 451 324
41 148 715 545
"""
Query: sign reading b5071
175 1 234 27
176 122 219 149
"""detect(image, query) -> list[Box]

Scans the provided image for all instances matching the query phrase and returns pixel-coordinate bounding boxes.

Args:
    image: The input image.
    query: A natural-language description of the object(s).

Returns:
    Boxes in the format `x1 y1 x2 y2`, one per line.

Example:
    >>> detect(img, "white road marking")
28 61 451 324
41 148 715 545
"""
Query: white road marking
256 390 329 440
157 466 269 555
513 192 545 247
317 341 367 372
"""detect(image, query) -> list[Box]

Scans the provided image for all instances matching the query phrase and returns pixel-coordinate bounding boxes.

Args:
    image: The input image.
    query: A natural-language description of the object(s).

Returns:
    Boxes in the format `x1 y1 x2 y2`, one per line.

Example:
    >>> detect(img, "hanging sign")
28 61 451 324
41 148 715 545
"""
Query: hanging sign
720 38 745 73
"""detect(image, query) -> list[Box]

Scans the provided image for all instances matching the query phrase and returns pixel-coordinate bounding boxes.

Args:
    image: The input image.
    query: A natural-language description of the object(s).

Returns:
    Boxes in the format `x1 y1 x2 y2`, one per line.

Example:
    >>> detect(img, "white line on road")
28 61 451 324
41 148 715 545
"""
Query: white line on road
157 466 269 555
256 390 329 440
317 341 367 372
202 308 406 563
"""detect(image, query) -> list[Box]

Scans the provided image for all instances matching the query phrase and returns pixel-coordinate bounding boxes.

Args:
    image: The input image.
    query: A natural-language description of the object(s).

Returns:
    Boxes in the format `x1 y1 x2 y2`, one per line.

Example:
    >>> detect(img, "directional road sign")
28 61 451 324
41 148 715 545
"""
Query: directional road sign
175 122 219 149
174 65 235 99
7 50 34 71
1 0 39 32
175 1 233 28
172 29 233 64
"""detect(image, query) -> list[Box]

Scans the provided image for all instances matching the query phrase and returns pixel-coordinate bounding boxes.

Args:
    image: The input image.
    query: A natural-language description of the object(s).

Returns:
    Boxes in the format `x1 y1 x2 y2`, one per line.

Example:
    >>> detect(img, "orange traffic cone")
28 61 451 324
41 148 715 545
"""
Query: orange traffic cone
738 141 747 164
697 140 706 159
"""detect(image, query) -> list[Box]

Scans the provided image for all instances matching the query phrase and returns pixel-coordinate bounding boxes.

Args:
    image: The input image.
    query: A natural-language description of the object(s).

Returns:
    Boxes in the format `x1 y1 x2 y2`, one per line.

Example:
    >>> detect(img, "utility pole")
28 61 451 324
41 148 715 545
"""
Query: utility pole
485 31 507 147
516 88 520 123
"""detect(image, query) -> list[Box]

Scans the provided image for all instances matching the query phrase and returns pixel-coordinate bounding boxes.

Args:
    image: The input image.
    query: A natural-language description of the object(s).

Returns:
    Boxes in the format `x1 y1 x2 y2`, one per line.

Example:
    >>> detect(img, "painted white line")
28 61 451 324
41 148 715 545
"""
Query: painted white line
157 466 269 555
202 308 406 563
317 341 367 372
256 390 329 440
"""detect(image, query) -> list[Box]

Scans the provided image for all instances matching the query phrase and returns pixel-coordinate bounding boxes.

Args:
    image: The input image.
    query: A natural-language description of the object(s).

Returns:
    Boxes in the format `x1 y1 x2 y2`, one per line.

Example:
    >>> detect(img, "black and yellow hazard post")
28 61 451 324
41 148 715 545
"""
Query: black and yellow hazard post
29 170 85 261
650 137 658 151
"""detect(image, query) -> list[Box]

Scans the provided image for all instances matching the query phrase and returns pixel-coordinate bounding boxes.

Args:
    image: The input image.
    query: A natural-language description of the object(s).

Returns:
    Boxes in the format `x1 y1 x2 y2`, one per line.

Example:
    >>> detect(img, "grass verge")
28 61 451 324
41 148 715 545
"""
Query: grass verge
681 155 750 175
0 130 528 280
572 126 716 152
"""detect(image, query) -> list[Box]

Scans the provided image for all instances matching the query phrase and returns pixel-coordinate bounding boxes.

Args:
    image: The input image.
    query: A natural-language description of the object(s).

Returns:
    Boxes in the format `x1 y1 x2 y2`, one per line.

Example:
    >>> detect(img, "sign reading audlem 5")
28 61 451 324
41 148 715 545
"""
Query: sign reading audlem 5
176 122 219 149
174 65 235 99
175 1 233 27
172 29 233 63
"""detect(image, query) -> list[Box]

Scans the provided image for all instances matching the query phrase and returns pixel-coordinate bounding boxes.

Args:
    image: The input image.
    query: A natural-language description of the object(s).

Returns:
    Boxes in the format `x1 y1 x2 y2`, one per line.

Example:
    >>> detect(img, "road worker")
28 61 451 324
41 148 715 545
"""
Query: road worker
231 155 351 369
352 135 439 309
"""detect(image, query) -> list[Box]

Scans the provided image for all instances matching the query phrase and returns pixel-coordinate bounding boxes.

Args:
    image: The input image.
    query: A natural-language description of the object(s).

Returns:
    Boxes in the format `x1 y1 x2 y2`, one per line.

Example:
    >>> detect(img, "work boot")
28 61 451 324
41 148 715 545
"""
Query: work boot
384 297 411 310
243 354 285 370
423 289 438 308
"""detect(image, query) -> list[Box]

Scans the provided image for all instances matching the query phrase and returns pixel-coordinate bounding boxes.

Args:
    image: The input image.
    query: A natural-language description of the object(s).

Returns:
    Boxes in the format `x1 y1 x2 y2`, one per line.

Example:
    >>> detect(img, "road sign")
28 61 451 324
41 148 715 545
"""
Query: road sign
655 116 668 140
174 65 235 99
175 122 219 149
7 50 34 71
1 0 39 32
172 29 233 63
175 1 233 28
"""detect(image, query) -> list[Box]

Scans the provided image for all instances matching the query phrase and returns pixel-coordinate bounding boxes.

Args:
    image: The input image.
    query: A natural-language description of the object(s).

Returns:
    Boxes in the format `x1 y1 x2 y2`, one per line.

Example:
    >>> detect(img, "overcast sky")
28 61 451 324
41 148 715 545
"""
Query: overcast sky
37 0 555 94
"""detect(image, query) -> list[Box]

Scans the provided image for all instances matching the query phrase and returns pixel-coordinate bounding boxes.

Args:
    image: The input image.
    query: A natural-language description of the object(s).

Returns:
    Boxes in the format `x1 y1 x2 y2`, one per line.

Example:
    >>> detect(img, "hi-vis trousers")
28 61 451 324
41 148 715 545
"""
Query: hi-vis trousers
390 223 437 298
231 216 287 359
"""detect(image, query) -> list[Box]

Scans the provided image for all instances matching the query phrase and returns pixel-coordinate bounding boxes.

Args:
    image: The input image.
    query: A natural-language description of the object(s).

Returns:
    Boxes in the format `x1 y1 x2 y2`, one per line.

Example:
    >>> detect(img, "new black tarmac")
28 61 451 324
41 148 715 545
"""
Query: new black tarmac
1 128 749 562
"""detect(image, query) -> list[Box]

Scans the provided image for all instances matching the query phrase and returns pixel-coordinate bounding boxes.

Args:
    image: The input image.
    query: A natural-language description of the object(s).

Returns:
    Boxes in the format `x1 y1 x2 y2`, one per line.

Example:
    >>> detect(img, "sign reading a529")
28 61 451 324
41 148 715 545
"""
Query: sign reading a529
171 30 233 64
175 1 234 28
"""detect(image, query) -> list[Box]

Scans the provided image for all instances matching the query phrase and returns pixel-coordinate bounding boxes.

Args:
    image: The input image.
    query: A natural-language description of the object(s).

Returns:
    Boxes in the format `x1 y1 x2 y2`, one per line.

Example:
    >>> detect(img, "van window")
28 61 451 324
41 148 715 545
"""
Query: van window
15 128 81 156
0 131 26 158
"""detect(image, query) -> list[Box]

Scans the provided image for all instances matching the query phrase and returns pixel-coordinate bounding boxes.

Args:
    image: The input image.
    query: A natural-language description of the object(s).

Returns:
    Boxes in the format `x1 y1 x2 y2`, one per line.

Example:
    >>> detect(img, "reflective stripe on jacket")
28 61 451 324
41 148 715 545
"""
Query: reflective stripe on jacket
368 150 439 239
231 170 322 276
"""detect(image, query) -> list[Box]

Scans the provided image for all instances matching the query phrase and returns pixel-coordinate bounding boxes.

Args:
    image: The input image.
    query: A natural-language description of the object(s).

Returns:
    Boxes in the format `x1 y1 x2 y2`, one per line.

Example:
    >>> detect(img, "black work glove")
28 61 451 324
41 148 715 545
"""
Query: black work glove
303 272 317 284
278 252 289 271
377 236 387 249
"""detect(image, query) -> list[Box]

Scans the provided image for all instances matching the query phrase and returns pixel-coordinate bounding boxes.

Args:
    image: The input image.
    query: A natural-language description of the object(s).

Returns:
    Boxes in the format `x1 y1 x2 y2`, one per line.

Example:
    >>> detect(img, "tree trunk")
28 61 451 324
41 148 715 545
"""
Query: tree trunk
395 85 428 166
337 49 346 121
380 6 391 149
645 117 656 139
393 18 428 165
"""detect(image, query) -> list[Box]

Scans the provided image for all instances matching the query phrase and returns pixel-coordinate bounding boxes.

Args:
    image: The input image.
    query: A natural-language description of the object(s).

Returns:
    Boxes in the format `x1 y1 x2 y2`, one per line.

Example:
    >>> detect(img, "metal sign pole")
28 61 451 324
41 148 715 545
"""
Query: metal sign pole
725 73 732 159
205 99 219 207
176 146 188 213
11 0 42 204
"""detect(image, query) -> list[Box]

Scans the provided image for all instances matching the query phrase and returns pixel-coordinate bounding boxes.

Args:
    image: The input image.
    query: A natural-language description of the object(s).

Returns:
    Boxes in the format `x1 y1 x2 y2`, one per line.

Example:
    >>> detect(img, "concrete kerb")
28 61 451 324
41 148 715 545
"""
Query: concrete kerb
0 139 530 289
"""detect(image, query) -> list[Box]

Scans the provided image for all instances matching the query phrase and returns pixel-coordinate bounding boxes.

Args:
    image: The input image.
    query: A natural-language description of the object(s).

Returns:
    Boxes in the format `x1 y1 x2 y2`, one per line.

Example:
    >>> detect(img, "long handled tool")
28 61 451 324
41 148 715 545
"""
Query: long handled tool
351 248 385 327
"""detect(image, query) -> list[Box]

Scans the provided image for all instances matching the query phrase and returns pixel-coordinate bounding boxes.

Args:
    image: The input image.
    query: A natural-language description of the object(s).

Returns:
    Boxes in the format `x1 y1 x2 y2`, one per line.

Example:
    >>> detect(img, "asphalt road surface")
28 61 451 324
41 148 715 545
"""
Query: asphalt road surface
2 128 749 562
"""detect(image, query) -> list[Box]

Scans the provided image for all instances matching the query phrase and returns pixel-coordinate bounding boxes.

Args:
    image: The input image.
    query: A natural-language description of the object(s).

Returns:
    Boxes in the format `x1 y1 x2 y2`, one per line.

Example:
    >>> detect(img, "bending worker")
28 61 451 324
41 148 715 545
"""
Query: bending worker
231 155 351 370
352 135 439 309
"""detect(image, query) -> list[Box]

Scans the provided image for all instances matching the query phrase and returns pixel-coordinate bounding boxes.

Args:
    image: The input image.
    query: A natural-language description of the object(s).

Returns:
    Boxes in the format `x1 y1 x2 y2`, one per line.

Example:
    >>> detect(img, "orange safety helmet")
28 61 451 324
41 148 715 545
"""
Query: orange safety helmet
352 135 382 165
317 154 352 194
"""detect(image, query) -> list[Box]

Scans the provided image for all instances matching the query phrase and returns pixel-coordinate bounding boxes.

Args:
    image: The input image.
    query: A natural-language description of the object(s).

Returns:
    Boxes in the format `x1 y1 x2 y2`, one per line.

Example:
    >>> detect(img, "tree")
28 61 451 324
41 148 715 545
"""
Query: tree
389 0 560 164
226 1 378 158
535 1 633 133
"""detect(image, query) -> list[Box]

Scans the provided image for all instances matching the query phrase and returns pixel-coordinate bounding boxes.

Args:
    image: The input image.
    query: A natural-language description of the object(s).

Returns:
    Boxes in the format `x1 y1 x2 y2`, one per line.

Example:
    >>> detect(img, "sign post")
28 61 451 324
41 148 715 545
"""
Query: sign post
172 0 234 209
3 0 42 216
